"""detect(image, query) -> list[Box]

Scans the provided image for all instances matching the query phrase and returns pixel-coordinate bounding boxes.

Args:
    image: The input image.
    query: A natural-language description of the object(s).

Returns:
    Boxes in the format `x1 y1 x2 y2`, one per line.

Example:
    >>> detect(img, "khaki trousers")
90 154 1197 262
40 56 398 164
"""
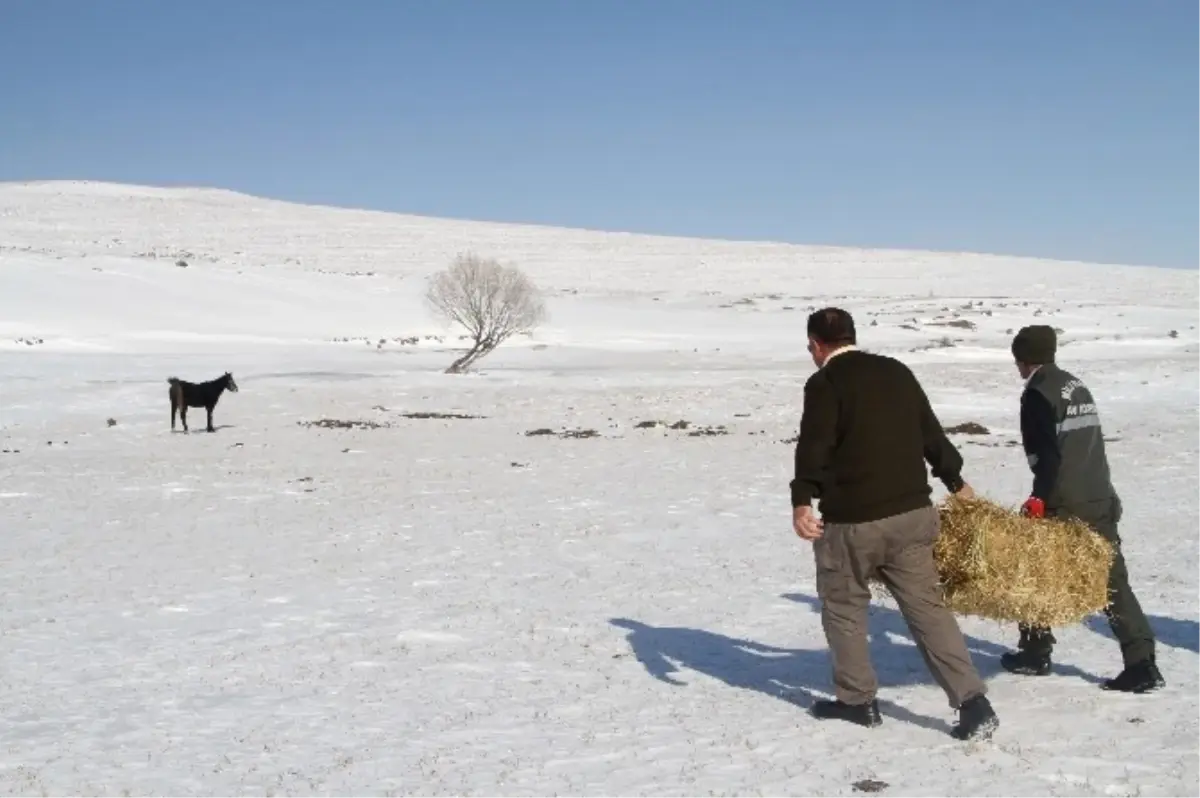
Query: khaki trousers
814 505 986 708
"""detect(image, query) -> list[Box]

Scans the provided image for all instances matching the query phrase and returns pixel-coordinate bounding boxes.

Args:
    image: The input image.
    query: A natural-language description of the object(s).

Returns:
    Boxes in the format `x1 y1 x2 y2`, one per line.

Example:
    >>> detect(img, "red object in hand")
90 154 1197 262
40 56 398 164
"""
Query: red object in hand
1021 497 1046 518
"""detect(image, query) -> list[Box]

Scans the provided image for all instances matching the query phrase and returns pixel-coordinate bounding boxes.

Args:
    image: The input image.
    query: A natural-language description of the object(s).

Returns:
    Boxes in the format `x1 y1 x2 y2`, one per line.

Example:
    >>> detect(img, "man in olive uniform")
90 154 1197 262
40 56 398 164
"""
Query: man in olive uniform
1002 325 1163 693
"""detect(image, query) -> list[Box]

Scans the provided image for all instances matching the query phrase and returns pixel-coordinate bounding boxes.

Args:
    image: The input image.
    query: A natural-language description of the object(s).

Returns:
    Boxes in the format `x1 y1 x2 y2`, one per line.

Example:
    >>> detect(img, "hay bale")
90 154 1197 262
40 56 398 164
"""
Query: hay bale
937 496 1114 626
871 496 1115 627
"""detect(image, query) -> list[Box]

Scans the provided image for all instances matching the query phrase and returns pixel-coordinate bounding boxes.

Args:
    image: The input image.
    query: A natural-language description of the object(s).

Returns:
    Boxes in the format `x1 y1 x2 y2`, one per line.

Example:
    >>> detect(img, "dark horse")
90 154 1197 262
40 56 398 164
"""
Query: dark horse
168 372 239 433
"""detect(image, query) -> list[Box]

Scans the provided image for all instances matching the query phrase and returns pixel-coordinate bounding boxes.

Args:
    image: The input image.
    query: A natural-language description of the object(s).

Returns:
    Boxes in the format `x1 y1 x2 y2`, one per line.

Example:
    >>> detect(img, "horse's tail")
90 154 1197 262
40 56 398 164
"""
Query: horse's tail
167 377 180 386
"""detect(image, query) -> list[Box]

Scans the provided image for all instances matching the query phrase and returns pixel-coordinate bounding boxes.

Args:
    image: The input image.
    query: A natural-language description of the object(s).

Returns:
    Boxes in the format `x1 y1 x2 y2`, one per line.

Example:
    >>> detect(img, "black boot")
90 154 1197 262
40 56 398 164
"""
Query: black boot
1000 649 1052 676
952 694 999 741
809 698 882 728
1101 659 1165 693
1001 624 1055 676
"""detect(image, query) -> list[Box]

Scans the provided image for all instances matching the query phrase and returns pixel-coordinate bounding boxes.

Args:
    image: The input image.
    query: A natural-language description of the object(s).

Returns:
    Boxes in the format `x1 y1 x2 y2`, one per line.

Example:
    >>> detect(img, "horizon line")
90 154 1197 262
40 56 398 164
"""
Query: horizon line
2 176 1193 272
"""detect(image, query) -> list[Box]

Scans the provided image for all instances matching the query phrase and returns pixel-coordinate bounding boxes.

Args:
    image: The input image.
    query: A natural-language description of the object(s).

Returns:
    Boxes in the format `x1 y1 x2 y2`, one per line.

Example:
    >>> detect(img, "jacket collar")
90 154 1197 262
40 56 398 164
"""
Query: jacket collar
822 344 859 368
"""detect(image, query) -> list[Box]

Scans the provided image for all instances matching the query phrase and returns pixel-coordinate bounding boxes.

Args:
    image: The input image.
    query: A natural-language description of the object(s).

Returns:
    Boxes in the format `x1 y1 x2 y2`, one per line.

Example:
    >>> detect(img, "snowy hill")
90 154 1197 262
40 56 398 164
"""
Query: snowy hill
0 180 1196 795
1 179 1193 297
1 180 1195 356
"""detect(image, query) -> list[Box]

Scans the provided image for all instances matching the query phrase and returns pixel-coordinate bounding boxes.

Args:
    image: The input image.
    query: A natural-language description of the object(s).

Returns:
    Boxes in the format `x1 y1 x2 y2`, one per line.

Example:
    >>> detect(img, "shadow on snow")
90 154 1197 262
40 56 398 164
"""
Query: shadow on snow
1086 612 1199 654
610 591 1106 734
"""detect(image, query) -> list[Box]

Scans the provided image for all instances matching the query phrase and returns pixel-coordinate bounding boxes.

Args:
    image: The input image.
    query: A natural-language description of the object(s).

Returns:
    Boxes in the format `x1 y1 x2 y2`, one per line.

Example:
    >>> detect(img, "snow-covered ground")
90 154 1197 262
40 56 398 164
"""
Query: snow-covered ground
0 181 1197 796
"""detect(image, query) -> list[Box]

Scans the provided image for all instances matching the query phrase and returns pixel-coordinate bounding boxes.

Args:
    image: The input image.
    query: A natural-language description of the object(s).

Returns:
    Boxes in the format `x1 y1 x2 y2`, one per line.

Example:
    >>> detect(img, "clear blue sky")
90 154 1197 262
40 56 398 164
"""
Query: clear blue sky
1 0 1195 268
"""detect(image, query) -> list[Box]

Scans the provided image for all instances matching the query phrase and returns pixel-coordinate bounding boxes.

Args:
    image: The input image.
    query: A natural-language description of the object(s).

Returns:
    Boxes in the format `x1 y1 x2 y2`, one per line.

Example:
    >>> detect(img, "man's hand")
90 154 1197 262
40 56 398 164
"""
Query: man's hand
1021 496 1046 518
793 505 824 541
954 482 977 501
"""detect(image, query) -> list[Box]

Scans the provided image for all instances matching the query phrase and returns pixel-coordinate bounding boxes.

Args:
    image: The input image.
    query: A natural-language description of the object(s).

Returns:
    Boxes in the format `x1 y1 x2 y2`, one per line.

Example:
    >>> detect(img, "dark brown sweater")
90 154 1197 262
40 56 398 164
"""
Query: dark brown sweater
790 349 965 524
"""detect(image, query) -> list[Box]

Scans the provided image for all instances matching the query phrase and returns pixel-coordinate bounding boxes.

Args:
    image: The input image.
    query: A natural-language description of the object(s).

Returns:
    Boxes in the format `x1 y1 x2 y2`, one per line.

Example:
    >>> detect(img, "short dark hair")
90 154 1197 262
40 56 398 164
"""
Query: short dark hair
807 307 856 346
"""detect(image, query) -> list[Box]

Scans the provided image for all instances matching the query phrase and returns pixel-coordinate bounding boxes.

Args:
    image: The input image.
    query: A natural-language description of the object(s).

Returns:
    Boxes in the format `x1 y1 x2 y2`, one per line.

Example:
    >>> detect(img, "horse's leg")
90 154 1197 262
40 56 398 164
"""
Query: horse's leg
180 405 189 433
206 404 215 433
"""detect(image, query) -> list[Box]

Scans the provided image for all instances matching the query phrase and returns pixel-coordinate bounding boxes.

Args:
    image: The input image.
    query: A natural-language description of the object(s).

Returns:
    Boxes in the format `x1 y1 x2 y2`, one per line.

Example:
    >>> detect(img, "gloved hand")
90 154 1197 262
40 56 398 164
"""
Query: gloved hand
1021 497 1046 518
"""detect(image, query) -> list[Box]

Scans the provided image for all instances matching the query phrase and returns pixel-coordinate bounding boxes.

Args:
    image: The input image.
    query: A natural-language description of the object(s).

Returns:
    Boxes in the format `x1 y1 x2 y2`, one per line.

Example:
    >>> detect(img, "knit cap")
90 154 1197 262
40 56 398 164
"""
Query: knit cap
1011 325 1057 364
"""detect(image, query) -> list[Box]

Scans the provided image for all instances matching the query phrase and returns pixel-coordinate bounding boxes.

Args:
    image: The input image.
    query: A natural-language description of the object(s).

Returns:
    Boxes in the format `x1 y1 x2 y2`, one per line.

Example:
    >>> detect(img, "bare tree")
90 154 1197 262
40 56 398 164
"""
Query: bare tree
424 253 547 373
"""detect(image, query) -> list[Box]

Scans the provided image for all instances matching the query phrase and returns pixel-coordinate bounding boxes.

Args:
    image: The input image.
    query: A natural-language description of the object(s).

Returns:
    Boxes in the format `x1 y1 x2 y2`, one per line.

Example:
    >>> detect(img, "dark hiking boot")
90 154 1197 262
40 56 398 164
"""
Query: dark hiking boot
1000 649 1051 676
952 694 998 741
1101 659 1165 693
809 698 882 728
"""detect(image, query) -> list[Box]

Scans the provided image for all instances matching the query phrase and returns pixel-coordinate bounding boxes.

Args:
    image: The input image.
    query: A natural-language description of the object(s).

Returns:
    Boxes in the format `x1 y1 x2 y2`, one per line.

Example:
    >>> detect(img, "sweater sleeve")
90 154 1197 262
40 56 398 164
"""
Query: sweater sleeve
790 373 838 507
1020 389 1060 501
916 376 965 493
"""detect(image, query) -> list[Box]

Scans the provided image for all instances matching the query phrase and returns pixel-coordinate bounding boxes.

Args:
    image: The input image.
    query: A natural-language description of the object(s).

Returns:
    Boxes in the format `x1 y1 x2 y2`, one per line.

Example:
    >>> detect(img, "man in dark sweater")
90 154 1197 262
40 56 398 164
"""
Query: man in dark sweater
1001 325 1163 693
791 308 998 741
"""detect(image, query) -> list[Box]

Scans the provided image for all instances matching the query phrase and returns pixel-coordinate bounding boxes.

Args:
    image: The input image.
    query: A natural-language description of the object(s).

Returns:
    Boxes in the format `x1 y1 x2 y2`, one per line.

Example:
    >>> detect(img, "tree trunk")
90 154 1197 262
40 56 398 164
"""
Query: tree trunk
444 340 494 373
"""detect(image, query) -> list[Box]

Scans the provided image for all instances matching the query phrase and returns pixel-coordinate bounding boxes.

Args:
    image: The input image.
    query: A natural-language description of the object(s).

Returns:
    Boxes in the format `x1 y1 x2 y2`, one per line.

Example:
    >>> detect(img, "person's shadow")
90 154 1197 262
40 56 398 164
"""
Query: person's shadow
1085 613 1199 654
611 591 1101 733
